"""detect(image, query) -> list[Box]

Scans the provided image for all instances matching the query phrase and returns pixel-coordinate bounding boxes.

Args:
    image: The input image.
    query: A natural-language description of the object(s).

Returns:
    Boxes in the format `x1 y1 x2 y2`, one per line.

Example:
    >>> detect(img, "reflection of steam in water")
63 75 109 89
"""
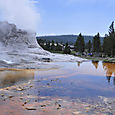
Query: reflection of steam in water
0 70 34 88
103 63 115 85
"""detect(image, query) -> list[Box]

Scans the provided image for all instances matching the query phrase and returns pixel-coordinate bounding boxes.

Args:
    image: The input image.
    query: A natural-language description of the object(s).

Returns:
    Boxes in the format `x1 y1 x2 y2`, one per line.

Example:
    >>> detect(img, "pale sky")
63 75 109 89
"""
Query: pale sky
0 0 115 36
37 0 115 36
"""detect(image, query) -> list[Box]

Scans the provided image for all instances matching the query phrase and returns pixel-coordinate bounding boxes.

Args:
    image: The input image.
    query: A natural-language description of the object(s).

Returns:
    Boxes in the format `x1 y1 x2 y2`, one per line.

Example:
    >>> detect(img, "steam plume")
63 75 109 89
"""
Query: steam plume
0 0 40 31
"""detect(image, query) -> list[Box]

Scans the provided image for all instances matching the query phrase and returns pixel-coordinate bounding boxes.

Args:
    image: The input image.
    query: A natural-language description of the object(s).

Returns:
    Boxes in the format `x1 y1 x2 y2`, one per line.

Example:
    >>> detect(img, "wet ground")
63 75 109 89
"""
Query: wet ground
0 61 115 115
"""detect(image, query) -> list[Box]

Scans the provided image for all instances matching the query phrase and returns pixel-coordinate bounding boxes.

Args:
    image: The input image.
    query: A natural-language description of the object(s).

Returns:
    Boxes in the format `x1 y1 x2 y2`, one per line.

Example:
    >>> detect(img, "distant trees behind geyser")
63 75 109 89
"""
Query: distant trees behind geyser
37 21 115 57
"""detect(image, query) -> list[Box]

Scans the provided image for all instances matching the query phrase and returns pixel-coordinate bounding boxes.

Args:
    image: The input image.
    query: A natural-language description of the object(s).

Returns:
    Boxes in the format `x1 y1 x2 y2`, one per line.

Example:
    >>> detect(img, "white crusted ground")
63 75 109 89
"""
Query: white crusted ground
0 22 86 69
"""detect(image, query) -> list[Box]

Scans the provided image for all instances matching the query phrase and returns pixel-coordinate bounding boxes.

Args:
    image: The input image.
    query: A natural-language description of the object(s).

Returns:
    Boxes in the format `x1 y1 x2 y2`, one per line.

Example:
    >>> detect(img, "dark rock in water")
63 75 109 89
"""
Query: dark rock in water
41 58 51 62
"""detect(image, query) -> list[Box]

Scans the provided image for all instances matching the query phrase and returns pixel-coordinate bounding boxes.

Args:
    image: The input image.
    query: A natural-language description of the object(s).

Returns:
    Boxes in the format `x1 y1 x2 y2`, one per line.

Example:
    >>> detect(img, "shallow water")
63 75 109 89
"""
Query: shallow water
0 61 115 99
34 61 115 98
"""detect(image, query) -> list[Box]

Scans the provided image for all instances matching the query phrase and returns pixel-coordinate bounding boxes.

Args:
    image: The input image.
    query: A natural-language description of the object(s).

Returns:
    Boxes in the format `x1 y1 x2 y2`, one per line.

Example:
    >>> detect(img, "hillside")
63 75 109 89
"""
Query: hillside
37 35 104 44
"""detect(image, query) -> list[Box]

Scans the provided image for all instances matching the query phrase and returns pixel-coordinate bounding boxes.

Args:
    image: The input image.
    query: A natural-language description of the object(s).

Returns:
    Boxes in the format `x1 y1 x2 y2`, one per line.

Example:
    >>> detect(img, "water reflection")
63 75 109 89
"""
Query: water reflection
0 70 34 88
87 61 115 85
77 62 81 67
1 61 115 98
34 61 115 98
92 61 99 69
103 63 115 85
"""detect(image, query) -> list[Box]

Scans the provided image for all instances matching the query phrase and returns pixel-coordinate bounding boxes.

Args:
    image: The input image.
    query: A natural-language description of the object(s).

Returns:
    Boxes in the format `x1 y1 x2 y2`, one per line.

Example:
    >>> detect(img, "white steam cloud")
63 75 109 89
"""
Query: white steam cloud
0 0 40 31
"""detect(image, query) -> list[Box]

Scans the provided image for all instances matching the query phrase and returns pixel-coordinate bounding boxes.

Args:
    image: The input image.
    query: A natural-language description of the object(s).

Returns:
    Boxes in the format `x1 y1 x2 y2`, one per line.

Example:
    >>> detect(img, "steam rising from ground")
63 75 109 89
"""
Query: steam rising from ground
0 0 40 31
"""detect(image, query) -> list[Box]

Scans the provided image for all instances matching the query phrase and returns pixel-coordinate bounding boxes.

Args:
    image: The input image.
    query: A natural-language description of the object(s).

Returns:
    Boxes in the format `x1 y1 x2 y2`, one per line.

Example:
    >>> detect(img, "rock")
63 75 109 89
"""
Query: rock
24 102 27 105
16 87 24 91
22 104 25 106
35 100 37 102
73 111 82 114
58 104 61 107
20 97 23 100
40 105 46 107
57 104 61 110
47 83 50 85
1 94 4 97
25 107 37 110
23 100 30 106
8 95 14 98
5 88 9 90
41 58 51 62
29 85 33 88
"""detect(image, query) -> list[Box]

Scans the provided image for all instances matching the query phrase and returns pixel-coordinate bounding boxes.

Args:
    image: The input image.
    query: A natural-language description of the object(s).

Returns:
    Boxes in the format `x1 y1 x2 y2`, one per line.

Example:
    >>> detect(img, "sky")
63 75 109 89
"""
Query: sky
0 0 115 36
37 0 115 36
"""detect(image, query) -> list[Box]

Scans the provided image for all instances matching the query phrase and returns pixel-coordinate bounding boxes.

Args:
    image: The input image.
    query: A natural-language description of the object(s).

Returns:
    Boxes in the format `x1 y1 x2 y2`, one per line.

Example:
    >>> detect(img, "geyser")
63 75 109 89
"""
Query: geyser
0 22 85 69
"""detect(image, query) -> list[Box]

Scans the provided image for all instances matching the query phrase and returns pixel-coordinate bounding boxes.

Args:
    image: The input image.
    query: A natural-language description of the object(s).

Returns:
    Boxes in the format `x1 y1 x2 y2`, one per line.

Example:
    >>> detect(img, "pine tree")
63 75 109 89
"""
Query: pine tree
87 40 92 53
74 33 85 53
103 21 115 56
45 41 50 50
55 42 62 51
103 35 111 56
63 42 71 54
93 33 101 53
51 40 55 51
109 21 115 56
109 21 114 35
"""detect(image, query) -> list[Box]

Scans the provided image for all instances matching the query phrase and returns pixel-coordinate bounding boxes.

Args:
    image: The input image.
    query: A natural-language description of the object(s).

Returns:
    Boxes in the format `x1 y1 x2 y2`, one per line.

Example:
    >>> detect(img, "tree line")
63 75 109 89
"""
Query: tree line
37 21 115 57
74 21 115 57
37 39 71 54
